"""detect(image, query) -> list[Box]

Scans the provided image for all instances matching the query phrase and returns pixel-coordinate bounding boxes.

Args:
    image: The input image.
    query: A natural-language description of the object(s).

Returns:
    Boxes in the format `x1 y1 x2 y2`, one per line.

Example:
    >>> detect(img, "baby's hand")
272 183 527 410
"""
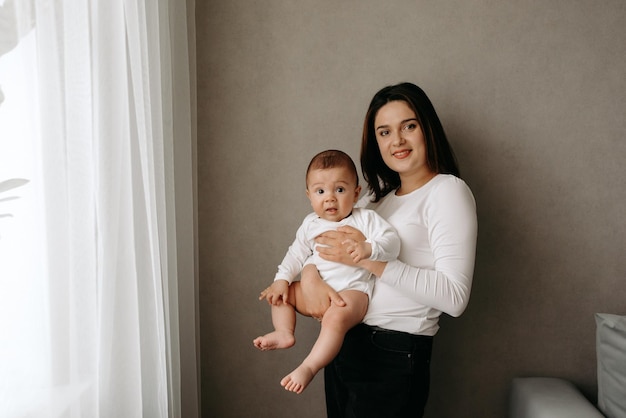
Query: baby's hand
343 239 372 263
259 280 289 305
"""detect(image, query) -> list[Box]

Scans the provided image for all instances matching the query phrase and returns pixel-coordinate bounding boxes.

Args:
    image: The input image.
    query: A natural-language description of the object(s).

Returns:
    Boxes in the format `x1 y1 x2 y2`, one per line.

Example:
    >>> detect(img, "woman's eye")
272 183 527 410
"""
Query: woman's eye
403 123 417 131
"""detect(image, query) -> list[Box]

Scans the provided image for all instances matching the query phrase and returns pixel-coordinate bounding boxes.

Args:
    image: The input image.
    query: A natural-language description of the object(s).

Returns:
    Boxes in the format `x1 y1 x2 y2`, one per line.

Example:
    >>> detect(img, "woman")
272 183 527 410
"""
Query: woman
301 82 478 417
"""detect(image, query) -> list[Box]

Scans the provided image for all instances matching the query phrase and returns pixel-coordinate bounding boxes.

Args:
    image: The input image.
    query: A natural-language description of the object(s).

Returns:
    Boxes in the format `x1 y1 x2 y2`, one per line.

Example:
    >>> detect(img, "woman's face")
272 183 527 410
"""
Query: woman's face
374 100 431 181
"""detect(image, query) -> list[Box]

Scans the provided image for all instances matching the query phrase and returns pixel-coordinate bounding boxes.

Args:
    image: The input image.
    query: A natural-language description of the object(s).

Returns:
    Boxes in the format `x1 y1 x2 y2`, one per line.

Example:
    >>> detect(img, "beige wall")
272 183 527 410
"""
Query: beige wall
196 1 626 417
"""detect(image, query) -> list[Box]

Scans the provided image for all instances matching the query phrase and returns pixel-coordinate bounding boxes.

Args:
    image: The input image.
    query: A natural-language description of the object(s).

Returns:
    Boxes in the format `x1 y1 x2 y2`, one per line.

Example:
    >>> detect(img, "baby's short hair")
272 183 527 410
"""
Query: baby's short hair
306 150 359 186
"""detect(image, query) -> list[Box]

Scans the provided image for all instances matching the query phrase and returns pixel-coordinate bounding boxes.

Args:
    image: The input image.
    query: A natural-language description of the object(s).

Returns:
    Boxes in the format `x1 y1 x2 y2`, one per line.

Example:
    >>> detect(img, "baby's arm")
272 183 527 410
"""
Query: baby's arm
260 214 317 304
360 209 400 262
337 209 400 264
343 239 372 263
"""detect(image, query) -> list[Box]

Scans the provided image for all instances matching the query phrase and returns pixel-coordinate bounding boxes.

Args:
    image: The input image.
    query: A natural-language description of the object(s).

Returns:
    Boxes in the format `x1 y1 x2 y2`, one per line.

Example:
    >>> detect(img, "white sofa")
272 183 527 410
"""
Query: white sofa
510 377 603 418
509 313 626 418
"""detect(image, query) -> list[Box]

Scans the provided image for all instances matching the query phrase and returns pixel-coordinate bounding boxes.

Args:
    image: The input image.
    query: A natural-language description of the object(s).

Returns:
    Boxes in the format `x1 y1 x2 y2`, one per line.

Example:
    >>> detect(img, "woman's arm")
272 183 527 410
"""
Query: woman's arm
319 180 477 318
378 260 472 317
377 180 477 317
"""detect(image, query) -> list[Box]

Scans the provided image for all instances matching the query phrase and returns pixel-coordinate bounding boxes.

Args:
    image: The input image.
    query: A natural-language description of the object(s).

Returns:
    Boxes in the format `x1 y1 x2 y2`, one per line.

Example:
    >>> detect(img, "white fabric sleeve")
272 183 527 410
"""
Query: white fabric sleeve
274 220 313 284
378 180 478 317
363 210 400 262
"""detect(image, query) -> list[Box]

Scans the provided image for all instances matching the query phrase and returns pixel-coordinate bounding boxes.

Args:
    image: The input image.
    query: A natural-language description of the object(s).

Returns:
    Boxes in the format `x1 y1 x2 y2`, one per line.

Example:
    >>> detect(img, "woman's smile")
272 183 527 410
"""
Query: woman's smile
392 149 412 159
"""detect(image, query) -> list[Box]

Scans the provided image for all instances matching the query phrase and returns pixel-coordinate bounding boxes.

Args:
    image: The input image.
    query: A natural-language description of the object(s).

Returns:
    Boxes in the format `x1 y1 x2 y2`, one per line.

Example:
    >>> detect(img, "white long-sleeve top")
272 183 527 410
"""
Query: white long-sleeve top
360 174 477 336
275 207 400 297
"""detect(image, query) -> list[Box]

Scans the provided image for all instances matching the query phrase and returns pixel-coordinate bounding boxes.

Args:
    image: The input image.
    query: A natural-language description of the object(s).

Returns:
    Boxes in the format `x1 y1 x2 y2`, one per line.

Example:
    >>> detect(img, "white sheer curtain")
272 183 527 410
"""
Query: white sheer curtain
0 0 198 417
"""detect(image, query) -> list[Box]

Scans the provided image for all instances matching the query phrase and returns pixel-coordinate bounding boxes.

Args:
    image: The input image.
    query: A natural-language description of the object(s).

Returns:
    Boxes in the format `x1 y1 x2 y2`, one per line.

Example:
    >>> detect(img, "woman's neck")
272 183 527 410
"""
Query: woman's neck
396 170 437 196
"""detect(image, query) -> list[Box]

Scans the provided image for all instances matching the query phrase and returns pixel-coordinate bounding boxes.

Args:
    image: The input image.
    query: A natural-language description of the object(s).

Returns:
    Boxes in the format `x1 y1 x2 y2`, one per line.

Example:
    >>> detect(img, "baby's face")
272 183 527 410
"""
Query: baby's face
306 167 361 222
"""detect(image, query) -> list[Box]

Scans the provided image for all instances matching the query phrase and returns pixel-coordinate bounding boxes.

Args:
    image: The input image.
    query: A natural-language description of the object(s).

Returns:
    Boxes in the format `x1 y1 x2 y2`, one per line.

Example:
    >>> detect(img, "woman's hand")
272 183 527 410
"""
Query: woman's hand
298 265 346 319
316 226 388 277
315 226 367 265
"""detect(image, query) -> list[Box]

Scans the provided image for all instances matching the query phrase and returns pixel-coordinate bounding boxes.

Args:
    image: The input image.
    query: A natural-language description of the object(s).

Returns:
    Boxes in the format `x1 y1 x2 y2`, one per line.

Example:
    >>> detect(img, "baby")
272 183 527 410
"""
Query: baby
254 149 399 394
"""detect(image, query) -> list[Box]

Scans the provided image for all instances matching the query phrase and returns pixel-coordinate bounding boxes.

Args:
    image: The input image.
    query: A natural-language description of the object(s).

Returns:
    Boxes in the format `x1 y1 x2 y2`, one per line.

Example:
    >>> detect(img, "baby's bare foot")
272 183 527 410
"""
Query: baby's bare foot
280 364 316 394
253 330 295 351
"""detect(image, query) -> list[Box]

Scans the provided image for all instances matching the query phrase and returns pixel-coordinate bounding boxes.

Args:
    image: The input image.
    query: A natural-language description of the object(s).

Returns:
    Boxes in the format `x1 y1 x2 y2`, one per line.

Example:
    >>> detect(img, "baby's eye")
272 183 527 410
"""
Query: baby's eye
315 189 325 195
336 187 345 193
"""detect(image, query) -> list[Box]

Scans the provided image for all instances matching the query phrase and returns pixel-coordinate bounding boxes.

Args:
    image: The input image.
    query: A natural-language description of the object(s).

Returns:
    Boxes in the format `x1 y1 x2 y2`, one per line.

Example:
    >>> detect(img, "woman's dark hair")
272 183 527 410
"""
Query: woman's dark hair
360 82 460 202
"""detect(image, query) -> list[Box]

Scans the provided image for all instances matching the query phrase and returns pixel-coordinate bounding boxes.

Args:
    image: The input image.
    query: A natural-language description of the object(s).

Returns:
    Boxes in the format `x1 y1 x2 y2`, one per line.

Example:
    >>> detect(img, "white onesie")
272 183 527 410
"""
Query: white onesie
274 207 400 298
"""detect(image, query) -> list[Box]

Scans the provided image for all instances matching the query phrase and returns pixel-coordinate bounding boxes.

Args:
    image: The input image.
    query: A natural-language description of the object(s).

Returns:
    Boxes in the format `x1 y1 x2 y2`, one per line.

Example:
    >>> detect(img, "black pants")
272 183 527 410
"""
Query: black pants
324 323 433 418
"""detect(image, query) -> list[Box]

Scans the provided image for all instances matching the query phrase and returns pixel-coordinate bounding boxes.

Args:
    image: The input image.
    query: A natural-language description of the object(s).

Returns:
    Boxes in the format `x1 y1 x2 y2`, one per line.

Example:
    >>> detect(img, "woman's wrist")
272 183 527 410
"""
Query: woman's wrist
358 259 387 277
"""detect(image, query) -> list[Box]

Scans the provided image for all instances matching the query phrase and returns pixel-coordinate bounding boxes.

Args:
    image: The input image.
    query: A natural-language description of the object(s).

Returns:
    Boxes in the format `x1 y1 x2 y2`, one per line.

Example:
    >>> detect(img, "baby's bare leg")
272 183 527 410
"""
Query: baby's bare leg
253 285 298 351
280 290 368 394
